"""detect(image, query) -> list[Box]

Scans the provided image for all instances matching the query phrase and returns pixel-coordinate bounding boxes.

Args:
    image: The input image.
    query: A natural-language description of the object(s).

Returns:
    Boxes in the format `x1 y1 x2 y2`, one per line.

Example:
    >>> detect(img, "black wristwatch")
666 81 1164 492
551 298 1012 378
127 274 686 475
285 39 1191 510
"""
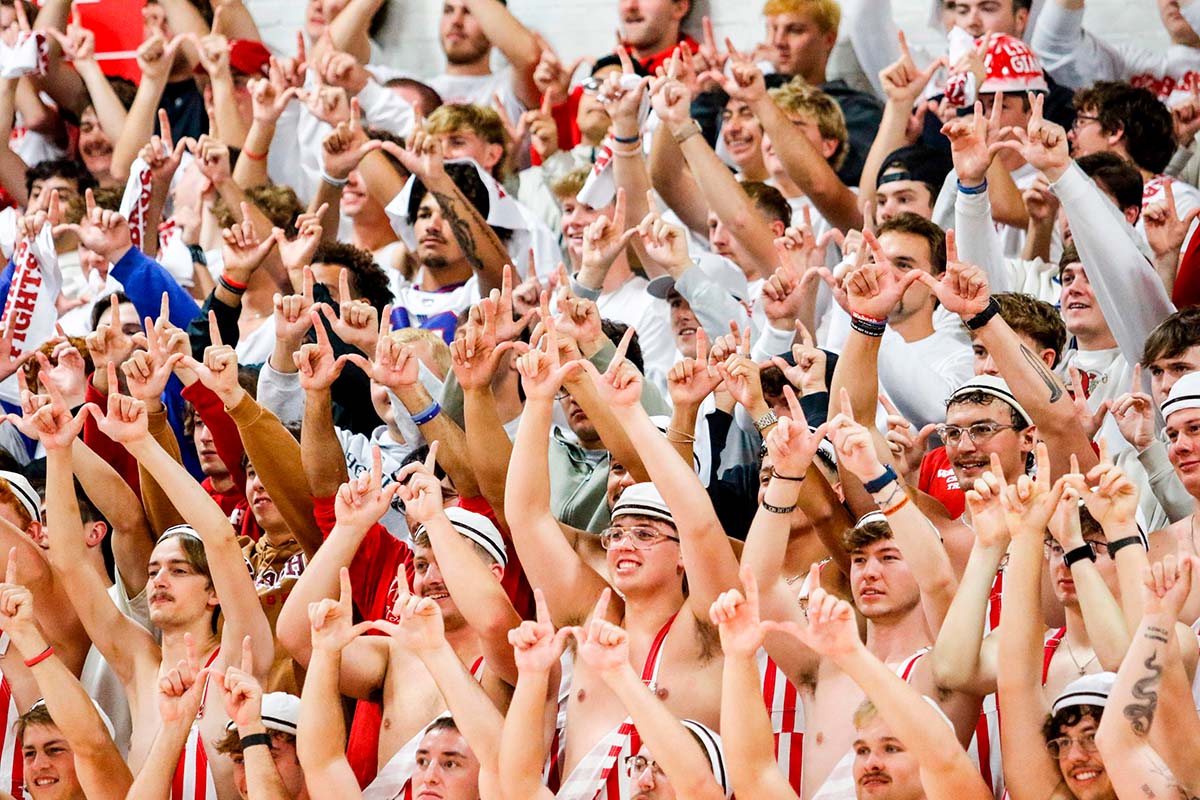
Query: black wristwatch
1063 543 1097 568
187 243 207 266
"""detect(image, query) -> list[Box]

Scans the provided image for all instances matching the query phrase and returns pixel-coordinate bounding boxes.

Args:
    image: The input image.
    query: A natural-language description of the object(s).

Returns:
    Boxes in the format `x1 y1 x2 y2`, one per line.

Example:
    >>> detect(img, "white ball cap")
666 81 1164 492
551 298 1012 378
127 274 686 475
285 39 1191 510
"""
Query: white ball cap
1163 371 1200 420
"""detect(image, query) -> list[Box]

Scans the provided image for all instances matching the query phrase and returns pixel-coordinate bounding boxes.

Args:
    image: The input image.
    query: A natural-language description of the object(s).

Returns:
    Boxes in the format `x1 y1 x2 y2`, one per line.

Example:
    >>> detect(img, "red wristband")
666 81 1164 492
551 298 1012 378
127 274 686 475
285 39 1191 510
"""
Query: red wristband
241 149 267 161
850 310 886 325
221 273 249 290
23 646 53 668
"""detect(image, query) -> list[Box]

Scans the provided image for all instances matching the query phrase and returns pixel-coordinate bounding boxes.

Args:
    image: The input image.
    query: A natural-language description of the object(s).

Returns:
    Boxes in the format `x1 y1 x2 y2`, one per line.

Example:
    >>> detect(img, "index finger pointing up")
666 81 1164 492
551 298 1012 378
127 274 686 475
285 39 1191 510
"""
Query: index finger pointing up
209 309 223 348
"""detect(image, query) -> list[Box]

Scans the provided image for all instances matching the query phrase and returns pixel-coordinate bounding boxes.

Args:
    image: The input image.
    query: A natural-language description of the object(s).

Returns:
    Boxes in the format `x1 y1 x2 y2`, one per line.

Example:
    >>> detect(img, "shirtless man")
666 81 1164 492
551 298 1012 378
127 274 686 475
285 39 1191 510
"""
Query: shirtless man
28 369 272 800
743 385 982 800
505 320 740 798
279 451 521 798
714 566 994 800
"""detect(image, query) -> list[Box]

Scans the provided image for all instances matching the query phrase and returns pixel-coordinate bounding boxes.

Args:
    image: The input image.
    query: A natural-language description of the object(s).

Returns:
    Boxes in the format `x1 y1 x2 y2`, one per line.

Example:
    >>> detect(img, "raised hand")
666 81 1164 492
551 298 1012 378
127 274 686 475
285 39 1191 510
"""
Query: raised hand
509 588 571 673
667 327 721 408
249 64 299 125
709 566 767 658
394 445 445 527
349 330 420 392
648 56 693 129
490 264 537 343
93 363 149 443
137 109 189 187
770 322 828 397
46 21 97 63
299 85 351 127
136 32 183 83
1067 365 1111 441
843 230 923 321
0 556 37 643
189 135 232 188
1047 480 1086 550
43 340 88 409
990 93 1070 181
531 33 584 108
914 230 991 318
275 209 324 280
372 591 447 654
964 453 1011 548
879 393 935 480
705 39 766 104
218 636 262 730
1142 181 1200 259
578 326 641 407
294 311 351 392
581 188 638 280
380 130 446 182
319 270 385 355
515 317 584 401
316 48 370 95
54 189 132 262
309 567 374 652
221 204 279 286
1143 554 1193 619
637 194 691 275
879 31 945 106
764 583 861 658
941 98 1002 186
826 388 887 482
323 98 382 181
1111 365 1156 452
334 445 402 531
596 47 651 130
553 287 604 355
1074 440 1140 531
122 322 185 403
716 329 764 413
1000 442 1065 537
570 592 631 677
274 266 316 344
451 298 526 391
766 386 829 478
158 634 213 724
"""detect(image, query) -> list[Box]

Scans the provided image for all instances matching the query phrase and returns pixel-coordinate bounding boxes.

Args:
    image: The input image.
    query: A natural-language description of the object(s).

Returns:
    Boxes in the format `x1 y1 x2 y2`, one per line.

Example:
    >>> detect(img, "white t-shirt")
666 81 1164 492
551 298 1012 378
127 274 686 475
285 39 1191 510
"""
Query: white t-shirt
595 276 673 395
934 164 1063 262
428 68 525 122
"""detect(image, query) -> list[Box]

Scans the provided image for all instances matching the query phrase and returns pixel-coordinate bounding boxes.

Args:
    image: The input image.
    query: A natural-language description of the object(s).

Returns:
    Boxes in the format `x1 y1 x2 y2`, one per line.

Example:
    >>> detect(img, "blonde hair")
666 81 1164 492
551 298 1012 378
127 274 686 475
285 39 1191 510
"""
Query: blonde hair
425 104 509 178
392 328 452 379
763 0 841 34
769 78 849 170
550 166 592 200
852 699 878 729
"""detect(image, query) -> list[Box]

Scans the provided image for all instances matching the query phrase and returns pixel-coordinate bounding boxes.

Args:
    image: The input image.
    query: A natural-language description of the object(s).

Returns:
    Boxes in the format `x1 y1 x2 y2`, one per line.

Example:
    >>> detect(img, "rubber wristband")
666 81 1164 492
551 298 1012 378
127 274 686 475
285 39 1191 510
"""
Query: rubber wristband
1063 543 1097 568
320 169 349 187
240 733 273 750
241 149 267 161
221 273 249 291
850 310 887 325
771 468 806 482
410 401 441 426
23 646 54 668
881 495 911 516
763 501 797 514
850 318 885 338
1106 534 1146 558
862 465 898 494
612 133 641 144
957 178 988 195
965 297 1000 330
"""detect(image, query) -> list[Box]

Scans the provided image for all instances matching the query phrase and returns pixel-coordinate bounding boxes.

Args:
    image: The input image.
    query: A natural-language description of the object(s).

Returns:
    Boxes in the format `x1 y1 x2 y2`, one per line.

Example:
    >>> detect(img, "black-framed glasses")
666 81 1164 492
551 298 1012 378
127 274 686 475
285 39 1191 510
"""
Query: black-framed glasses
1071 114 1101 132
936 422 1019 445
599 526 680 550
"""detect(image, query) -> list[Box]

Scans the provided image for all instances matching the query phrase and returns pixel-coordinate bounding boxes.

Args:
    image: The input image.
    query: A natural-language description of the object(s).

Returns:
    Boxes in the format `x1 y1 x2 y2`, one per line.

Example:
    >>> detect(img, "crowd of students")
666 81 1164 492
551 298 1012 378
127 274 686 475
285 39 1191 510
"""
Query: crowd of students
0 0 1198 799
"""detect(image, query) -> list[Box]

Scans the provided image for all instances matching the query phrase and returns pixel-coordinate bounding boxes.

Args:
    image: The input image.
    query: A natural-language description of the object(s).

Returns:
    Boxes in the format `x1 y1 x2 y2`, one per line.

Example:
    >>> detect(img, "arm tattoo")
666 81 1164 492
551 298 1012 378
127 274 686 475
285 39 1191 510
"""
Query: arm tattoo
429 189 487 273
1123 651 1164 735
1019 345 1063 403
1145 626 1171 644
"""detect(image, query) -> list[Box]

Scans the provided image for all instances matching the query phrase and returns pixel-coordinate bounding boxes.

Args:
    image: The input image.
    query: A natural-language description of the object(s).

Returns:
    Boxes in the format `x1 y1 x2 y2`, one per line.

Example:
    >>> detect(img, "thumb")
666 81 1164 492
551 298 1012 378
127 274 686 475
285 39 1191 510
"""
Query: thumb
915 423 938 448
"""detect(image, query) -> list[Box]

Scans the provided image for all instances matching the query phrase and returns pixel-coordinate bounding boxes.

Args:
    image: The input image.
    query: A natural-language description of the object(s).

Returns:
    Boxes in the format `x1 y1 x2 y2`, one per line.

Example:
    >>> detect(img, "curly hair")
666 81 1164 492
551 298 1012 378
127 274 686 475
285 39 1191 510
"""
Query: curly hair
1074 81 1175 175
312 240 393 313
213 184 303 236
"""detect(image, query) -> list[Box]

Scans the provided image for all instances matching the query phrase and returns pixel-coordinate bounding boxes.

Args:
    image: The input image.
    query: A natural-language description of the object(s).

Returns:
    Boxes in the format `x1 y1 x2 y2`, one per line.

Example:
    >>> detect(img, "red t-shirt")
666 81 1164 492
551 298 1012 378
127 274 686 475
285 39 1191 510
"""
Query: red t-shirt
917 446 965 519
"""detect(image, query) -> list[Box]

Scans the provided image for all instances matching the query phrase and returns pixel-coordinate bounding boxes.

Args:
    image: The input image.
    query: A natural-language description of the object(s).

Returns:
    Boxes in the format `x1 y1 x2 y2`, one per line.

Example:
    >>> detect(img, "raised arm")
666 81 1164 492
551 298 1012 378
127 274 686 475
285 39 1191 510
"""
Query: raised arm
399 460 522 686
575 610 726 800
1095 555 1200 799
580 335 740 615
110 35 182 182
463 0 540 108
499 590 562 800
98 376 273 676
782 583 992 800
931 457 1009 696
996 446 1070 800
0 577 132 800
506 325 613 626
711 569 801 799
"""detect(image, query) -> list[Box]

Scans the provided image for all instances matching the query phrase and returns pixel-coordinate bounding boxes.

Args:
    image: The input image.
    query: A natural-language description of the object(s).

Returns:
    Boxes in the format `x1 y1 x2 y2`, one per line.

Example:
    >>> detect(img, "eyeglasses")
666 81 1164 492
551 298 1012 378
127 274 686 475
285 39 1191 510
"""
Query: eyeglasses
1044 540 1110 560
1071 114 1101 132
599 526 680 550
1046 731 1098 757
581 76 604 95
936 422 1019 445
625 755 665 778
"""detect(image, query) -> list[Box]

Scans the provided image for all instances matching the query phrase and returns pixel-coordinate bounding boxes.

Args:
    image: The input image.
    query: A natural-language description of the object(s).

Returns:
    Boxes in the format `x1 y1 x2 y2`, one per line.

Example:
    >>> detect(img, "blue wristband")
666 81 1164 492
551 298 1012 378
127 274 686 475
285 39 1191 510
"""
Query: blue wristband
410 401 441 426
957 178 988 195
612 133 641 144
863 465 898 494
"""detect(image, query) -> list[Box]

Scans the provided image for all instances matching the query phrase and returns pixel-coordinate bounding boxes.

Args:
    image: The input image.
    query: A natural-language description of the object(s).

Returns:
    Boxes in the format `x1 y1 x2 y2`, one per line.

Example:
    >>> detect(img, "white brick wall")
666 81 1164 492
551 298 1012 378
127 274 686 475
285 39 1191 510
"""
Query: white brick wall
247 0 1170 83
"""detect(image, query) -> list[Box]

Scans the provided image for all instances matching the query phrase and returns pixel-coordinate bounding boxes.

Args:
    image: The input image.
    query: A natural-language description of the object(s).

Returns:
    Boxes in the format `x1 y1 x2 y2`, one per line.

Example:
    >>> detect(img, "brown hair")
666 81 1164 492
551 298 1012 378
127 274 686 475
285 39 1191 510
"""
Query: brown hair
0 479 33 529
842 519 892 553
877 213 947 274
742 181 792 226
214 727 296 756
550 166 592 201
14 703 55 745
991 292 1067 367
213 185 303 236
1142 307 1200 367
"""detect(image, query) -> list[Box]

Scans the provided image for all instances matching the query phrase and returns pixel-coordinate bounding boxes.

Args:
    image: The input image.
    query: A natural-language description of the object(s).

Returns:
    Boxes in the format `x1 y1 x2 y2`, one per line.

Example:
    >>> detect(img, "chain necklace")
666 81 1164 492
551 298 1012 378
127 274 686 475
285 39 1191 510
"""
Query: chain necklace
1063 636 1097 676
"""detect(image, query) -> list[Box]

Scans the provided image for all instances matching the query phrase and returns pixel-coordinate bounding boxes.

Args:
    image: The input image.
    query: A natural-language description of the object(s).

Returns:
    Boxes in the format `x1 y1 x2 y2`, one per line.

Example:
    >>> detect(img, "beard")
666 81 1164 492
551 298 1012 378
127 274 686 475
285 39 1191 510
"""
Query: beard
421 254 450 271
